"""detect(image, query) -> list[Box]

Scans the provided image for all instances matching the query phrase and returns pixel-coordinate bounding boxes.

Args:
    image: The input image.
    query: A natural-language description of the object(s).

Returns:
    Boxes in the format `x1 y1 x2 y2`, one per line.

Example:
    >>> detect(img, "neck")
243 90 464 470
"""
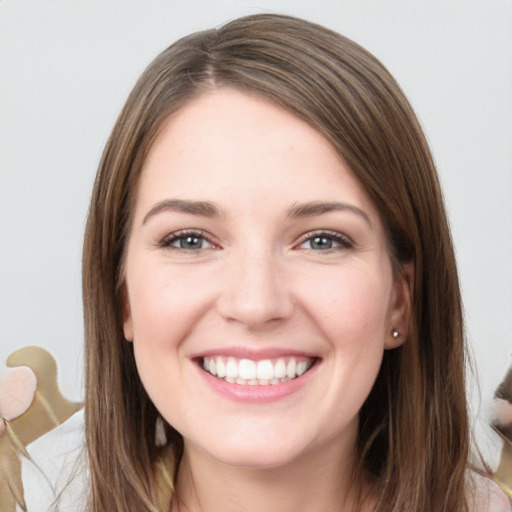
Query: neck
171 434 371 512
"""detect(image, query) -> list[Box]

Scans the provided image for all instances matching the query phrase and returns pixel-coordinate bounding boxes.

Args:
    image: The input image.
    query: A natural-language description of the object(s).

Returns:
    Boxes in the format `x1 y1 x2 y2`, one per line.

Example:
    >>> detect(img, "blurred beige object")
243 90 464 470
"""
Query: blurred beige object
494 436 512 501
0 346 82 512
492 365 512 503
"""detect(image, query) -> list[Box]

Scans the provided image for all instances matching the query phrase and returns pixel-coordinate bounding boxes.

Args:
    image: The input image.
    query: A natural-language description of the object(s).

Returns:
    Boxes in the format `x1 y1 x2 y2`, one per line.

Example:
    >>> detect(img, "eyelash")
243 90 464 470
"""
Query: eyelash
295 230 354 252
159 229 217 252
158 229 353 253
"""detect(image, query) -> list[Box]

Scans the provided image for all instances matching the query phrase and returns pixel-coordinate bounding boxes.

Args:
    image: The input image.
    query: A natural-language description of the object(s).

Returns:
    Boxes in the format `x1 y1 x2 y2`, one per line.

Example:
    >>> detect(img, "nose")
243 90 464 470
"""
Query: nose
217 248 294 330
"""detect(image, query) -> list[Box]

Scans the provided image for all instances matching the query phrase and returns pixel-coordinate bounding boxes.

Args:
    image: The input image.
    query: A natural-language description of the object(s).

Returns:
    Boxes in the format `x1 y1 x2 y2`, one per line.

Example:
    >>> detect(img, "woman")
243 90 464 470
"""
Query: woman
82 13 506 512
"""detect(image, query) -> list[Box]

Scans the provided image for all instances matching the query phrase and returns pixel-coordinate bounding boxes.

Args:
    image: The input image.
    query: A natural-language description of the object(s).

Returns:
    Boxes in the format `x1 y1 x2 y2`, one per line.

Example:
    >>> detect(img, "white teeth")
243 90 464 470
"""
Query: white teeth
226 358 238 379
286 359 296 379
201 355 314 385
275 358 287 379
296 361 308 376
256 360 274 380
238 359 257 380
216 359 226 378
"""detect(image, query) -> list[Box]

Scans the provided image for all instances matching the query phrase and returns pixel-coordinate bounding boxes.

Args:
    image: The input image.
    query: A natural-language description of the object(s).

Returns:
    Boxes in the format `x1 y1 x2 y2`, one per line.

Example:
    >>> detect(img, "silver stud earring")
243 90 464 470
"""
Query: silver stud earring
392 329 400 339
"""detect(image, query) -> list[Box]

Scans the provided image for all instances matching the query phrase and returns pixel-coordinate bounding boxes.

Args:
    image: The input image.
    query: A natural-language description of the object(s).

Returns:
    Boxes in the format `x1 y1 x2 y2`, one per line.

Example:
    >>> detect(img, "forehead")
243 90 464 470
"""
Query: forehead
135 89 379 222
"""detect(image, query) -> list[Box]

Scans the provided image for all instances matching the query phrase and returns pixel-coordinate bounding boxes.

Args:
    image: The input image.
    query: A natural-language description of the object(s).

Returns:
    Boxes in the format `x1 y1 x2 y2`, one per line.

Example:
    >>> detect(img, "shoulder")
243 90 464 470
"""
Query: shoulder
467 474 511 512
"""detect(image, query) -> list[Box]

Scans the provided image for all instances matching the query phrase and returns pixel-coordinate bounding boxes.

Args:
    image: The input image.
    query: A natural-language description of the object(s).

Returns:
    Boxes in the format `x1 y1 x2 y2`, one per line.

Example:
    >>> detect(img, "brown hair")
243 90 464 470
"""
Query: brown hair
82 13 469 511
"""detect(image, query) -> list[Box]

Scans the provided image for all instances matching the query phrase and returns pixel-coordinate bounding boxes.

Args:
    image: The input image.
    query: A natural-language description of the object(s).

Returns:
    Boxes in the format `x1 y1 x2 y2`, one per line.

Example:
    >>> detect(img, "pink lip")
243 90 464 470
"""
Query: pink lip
195 358 319 403
191 346 317 360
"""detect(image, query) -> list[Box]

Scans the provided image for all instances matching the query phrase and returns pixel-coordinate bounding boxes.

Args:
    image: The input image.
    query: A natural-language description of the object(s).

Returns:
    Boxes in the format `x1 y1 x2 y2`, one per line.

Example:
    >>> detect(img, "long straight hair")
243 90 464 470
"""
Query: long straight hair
82 13 469 511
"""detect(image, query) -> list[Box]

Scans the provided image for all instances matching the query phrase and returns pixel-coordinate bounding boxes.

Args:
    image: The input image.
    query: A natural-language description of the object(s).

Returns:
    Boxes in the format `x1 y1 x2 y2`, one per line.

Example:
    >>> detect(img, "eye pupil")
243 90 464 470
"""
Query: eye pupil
180 236 202 249
311 236 333 250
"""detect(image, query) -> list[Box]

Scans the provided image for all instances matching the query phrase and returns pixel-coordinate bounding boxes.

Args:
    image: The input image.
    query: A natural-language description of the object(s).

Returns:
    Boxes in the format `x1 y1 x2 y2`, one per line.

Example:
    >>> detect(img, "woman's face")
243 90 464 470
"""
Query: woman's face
123 89 410 469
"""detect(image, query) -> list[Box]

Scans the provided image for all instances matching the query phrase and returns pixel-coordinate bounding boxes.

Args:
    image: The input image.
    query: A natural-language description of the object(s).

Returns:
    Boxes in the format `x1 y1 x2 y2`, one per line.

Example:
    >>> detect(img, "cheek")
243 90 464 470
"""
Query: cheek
300 264 392 344
127 263 216 348
281 266 392 440
126 265 217 422
315 270 391 411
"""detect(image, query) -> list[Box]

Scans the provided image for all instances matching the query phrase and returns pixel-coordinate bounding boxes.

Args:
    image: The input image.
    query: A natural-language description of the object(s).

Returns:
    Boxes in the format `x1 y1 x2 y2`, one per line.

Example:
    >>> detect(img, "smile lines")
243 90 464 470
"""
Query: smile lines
201 356 315 385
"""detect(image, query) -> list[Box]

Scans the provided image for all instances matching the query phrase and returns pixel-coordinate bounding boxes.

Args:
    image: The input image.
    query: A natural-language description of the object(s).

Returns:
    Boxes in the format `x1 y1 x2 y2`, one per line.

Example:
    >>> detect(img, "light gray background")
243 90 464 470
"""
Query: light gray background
1 0 511 448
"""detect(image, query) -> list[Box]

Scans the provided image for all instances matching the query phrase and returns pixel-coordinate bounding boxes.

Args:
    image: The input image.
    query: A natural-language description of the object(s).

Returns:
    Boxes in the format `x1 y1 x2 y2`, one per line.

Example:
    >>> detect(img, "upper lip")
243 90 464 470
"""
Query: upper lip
190 346 319 361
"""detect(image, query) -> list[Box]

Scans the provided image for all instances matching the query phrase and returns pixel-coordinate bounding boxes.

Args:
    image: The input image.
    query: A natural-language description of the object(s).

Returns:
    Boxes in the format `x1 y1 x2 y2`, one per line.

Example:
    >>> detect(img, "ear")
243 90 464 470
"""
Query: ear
122 286 134 342
385 261 414 349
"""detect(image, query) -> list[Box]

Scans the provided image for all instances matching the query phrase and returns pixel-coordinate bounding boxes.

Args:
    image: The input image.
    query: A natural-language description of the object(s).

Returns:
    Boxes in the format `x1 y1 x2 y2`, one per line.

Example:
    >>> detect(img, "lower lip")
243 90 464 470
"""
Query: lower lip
196 361 318 403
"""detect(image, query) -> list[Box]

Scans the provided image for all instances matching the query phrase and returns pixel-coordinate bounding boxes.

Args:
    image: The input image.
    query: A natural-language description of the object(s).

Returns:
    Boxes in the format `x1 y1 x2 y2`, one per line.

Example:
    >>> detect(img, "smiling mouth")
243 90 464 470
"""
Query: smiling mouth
200 356 316 385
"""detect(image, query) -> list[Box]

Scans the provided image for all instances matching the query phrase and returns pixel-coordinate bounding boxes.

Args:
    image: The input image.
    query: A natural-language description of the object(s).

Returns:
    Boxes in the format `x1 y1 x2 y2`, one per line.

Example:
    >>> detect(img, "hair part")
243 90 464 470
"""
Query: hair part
83 13 470 511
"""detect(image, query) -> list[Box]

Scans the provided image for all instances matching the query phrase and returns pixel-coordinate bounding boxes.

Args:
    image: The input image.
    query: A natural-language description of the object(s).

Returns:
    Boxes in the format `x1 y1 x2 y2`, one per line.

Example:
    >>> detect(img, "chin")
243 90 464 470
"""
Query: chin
183 427 311 470
210 444 304 470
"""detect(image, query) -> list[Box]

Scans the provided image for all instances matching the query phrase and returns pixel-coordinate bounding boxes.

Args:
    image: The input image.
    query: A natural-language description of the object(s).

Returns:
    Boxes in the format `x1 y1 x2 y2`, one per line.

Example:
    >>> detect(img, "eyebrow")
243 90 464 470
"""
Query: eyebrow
143 199 222 224
143 198 371 226
286 201 371 226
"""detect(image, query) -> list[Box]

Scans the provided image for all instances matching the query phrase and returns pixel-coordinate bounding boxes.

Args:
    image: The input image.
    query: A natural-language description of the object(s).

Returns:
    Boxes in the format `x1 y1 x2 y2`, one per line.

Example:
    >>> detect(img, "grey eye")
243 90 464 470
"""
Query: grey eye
297 231 353 251
161 231 215 251
308 236 334 250
176 235 205 249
